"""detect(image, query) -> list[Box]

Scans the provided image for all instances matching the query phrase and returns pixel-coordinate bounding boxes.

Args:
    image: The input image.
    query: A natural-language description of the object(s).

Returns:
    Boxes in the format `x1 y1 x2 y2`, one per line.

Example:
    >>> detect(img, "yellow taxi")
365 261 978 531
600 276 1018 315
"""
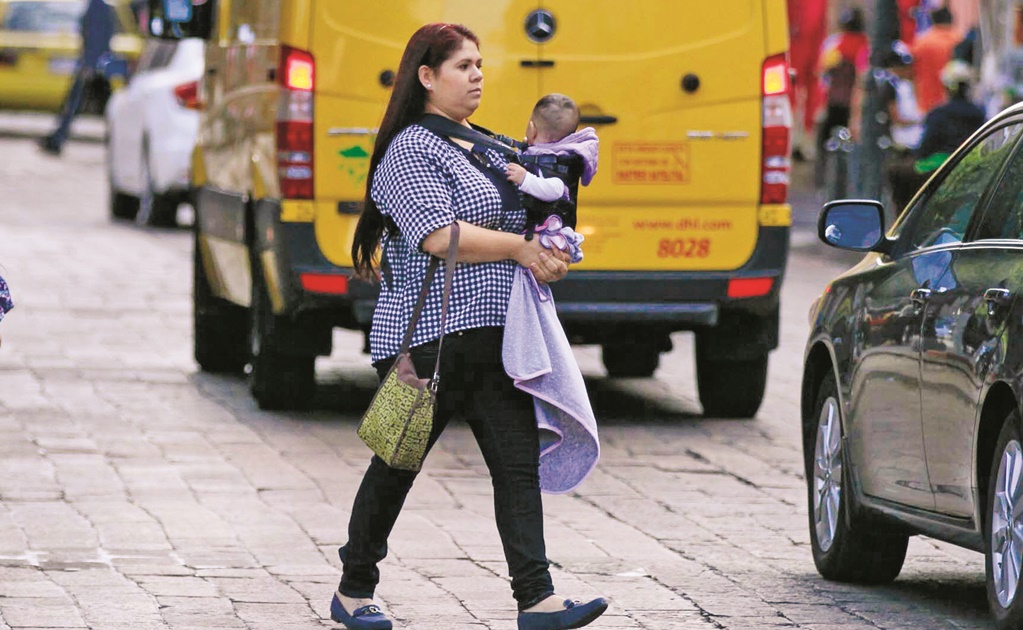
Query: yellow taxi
0 0 142 112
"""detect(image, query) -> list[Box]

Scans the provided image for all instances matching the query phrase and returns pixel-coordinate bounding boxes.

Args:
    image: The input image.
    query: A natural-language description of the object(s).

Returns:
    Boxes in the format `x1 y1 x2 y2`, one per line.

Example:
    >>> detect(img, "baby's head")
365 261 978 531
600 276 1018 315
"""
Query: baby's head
526 93 579 145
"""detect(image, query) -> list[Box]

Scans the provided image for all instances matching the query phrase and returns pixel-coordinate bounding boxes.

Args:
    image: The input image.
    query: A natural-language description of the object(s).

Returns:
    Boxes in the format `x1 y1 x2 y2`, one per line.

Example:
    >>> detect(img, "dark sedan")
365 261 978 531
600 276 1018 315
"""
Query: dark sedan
803 101 1023 629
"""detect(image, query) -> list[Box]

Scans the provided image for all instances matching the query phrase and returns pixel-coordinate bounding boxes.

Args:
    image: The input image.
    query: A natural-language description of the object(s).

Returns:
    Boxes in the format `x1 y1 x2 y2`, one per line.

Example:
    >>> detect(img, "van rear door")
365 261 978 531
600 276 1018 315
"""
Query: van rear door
308 1 540 267
537 0 775 271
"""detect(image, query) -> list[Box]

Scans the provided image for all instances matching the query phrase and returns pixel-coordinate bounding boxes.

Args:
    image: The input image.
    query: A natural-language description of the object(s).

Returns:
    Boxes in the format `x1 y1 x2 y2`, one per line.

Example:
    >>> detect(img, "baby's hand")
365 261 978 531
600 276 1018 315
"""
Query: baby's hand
505 163 526 186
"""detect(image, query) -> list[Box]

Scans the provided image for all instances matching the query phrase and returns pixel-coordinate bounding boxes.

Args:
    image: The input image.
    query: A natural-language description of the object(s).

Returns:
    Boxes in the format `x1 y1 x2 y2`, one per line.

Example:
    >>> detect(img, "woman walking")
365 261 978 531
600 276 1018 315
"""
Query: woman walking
332 22 608 630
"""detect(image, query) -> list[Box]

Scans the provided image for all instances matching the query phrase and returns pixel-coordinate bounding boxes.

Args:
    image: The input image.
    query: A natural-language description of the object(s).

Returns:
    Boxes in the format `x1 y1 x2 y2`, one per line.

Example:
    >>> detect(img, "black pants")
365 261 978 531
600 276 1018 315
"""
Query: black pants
339 327 554 610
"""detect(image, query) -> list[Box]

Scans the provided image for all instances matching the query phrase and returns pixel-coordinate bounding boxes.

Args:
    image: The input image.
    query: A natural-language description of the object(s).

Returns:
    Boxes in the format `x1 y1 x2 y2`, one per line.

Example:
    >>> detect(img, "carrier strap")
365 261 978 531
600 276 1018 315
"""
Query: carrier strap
419 114 524 159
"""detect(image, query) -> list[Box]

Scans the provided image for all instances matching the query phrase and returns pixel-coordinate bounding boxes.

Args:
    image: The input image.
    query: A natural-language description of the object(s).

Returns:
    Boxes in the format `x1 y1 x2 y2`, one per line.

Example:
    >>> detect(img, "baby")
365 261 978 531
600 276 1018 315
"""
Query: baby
504 94 599 235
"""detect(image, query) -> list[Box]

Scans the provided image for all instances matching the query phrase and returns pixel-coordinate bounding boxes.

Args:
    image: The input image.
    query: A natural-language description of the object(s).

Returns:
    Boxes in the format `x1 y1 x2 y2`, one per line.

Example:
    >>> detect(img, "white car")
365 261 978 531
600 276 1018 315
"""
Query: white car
105 37 203 227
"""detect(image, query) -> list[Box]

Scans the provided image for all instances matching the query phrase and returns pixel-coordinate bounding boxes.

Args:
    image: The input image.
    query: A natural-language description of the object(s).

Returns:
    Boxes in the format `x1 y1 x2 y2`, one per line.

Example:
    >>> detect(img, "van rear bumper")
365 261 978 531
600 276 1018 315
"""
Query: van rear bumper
553 225 788 347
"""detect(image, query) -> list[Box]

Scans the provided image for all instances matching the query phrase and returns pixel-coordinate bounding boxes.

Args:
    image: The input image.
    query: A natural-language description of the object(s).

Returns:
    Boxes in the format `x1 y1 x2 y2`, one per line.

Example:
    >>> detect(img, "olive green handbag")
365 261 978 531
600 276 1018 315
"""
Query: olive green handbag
357 223 459 471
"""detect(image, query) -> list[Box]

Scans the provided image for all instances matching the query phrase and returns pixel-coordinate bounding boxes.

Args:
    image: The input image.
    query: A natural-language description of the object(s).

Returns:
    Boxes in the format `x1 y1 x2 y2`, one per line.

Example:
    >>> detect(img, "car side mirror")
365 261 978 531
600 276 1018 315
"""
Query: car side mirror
147 0 215 40
818 199 887 252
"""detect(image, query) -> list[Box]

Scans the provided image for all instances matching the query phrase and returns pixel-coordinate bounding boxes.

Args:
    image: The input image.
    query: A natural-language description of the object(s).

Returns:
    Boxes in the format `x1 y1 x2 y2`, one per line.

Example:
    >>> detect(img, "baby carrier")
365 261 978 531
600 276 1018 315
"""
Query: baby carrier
418 114 584 234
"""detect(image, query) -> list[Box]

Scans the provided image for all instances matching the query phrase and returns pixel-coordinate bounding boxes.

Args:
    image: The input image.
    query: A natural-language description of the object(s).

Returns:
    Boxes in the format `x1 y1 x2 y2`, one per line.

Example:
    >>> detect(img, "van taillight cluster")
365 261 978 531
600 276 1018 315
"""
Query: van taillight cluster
760 53 791 205
277 45 315 200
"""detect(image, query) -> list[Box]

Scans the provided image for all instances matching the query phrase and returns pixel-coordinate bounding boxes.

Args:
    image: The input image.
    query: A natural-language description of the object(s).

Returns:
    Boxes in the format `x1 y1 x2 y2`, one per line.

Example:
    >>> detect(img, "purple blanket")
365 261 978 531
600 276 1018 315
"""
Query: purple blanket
503 266 599 494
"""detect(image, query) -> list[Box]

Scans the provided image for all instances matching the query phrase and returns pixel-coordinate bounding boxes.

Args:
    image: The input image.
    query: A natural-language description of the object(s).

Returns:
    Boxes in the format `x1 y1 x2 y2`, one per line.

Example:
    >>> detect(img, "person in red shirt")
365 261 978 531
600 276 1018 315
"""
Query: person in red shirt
910 6 963 113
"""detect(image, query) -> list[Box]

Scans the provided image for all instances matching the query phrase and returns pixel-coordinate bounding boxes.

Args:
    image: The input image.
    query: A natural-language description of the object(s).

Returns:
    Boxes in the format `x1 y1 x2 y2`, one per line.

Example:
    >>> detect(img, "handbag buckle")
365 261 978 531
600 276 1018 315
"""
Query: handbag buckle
429 377 439 394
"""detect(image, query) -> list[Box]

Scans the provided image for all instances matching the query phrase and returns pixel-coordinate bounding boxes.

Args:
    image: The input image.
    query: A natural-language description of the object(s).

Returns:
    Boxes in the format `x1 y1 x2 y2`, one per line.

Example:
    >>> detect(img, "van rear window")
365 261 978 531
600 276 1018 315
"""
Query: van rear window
3 1 82 33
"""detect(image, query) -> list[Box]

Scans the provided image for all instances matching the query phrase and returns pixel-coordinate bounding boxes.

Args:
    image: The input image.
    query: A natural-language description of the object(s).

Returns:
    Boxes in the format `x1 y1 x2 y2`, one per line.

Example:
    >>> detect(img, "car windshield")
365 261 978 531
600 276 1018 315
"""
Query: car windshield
2 1 84 34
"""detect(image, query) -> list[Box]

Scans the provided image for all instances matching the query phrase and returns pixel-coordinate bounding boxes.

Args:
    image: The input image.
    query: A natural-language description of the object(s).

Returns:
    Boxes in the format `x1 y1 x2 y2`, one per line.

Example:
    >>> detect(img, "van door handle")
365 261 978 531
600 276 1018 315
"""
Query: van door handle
579 115 617 125
910 288 932 306
520 59 555 68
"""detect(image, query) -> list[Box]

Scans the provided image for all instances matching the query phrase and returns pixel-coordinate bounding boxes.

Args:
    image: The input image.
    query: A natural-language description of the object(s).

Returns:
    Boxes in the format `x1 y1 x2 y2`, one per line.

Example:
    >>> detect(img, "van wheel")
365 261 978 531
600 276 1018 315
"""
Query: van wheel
249 264 315 411
986 412 1023 629
602 343 660 378
193 230 248 373
807 373 908 583
696 346 768 418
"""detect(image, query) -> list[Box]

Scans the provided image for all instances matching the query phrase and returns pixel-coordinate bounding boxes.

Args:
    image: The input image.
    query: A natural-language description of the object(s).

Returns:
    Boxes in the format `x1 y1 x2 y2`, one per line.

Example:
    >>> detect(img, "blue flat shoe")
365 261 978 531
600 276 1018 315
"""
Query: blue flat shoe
330 592 393 630
517 597 609 630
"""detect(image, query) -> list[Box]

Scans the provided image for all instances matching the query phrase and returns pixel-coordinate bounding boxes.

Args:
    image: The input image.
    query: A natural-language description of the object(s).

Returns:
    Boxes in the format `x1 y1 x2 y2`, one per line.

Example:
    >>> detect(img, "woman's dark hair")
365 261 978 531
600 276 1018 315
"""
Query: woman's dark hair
351 22 479 279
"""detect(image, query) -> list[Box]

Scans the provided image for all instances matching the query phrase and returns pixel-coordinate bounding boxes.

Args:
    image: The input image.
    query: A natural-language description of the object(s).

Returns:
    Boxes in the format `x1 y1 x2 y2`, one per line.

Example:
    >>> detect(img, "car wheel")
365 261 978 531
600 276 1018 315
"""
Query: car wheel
602 342 660 378
138 143 179 228
696 346 768 418
986 412 1023 629
106 135 139 220
249 260 315 411
192 228 248 373
807 372 908 583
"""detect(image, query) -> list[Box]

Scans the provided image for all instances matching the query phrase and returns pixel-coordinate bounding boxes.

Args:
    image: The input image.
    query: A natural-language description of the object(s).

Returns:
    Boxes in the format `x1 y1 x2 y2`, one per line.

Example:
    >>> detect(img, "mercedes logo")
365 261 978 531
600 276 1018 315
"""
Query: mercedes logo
525 9 556 43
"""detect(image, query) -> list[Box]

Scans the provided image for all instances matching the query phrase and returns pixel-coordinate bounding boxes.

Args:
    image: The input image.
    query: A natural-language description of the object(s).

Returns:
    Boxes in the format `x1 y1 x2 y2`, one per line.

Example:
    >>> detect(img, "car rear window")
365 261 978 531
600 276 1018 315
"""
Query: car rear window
2 1 83 33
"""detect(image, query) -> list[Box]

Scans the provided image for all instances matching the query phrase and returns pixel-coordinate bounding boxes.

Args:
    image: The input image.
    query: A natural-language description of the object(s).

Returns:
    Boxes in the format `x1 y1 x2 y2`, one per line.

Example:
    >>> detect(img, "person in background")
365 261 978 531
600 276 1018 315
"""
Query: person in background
910 5 962 114
815 7 869 185
886 59 985 210
914 59 985 163
879 42 926 211
0 274 12 348
39 0 116 155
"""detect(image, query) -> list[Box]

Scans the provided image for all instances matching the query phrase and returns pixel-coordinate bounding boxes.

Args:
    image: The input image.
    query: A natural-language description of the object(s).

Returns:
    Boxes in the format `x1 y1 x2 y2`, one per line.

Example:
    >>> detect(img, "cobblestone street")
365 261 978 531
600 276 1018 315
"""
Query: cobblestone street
0 113 995 629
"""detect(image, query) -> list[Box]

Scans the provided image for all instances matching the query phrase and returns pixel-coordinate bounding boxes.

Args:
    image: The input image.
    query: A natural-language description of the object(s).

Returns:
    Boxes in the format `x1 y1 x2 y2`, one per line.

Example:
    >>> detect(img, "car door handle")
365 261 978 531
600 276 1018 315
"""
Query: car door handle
985 287 1012 305
910 288 932 306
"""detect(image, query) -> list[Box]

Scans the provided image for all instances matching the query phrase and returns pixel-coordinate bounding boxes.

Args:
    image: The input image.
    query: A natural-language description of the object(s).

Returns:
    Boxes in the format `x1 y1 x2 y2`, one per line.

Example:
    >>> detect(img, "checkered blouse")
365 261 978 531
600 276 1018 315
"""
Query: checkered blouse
368 123 525 362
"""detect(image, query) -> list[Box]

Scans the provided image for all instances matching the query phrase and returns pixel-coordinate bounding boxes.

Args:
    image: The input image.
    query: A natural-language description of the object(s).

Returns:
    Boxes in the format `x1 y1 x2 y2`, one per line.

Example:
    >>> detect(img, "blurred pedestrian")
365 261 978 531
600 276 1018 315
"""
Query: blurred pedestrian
910 5 962 114
338 22 606 630
0 273 12 348
39 0 116 155
879 42 925 211
814 7 869 186
914 59 985 164
887 60 984 209
816 8 869 150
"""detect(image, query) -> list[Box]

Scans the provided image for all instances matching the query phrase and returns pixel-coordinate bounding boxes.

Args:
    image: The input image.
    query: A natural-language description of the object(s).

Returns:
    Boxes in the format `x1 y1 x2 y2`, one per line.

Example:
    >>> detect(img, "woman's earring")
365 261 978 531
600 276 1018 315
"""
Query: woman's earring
426 83 432 90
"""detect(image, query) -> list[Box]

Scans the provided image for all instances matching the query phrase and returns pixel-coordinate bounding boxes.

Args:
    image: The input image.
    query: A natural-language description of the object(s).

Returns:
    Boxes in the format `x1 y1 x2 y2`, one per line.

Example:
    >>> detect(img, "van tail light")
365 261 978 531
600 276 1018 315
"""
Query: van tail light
0 49 18 67
276 45 315 200
301 272 348 295
728 277 774 298
761 53 792 205
173 80 202 109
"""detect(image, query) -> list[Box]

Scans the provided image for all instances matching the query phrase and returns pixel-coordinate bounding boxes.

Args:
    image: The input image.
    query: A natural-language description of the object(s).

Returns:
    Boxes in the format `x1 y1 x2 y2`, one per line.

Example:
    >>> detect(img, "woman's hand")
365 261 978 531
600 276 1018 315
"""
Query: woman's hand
515 236 570 284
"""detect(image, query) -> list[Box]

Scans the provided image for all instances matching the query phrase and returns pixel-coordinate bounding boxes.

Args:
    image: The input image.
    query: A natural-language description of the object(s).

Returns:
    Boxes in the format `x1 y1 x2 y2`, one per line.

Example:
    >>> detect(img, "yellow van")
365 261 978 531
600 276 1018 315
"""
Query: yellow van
148 0 791 416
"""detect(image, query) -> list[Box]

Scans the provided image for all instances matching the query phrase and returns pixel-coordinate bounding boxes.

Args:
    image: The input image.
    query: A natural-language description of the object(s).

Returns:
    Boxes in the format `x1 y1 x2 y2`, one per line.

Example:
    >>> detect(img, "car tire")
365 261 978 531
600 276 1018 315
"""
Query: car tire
138 142 179 228
602 343 660 378
696 347 768 418
985 412 1023 629
248 260 315 411
193 229 248 373
106 136 139 220
807 372 908 584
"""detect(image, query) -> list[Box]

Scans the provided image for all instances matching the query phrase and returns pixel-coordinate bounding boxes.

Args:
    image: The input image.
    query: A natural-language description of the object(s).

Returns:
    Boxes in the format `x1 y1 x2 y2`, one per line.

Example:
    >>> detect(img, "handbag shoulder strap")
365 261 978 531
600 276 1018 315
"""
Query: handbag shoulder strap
397 222 460 356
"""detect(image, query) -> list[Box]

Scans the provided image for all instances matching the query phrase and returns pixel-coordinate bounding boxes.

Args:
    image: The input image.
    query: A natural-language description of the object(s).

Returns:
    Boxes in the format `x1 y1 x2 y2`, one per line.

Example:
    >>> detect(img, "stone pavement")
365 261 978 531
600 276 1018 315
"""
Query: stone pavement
0 115 995 629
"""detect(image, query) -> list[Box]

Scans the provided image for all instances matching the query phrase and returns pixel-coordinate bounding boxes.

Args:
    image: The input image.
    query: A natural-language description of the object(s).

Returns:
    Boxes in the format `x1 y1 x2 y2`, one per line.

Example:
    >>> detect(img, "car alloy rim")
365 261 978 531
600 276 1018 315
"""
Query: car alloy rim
992 439 1023 608
813 394 842 552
